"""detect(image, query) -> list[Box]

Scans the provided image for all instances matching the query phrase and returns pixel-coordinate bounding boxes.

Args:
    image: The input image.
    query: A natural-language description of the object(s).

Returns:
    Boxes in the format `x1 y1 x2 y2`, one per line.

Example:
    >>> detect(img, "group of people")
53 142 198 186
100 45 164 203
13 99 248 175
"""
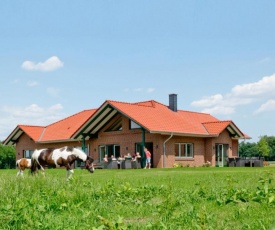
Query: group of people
102 147 151 169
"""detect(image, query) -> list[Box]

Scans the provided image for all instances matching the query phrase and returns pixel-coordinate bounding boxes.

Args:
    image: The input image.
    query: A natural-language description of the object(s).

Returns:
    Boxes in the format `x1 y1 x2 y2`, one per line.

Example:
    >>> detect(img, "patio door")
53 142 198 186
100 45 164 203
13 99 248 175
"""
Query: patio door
135 142 153 168
99 145 120 161
215 144 228 167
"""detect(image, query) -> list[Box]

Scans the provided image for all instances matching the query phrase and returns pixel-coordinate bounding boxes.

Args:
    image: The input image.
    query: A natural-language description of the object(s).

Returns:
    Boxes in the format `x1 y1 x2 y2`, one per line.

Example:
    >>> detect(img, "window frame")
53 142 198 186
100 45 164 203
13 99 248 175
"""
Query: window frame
174 143 194 158
23 150 34 159
129 120 141 130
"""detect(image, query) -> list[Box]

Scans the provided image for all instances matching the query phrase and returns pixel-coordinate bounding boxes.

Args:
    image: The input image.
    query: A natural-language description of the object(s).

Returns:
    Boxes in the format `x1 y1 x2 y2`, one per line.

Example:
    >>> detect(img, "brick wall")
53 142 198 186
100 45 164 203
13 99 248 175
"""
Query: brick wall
15 115 240 168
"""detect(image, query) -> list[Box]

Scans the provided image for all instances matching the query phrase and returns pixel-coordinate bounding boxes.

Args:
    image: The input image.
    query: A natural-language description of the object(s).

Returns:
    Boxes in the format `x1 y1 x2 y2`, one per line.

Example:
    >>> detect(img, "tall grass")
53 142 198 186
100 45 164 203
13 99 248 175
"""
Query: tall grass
1 167 275 229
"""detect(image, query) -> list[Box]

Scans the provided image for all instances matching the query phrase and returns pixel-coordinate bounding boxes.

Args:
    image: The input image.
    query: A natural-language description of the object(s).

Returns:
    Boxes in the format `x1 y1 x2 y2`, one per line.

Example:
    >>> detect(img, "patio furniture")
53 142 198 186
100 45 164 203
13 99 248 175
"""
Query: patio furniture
121 158 132 169
235 157 246 167
107 158 119 169
227 157 236 167
92 159 105 169
131 158 141 169
254 159 263 167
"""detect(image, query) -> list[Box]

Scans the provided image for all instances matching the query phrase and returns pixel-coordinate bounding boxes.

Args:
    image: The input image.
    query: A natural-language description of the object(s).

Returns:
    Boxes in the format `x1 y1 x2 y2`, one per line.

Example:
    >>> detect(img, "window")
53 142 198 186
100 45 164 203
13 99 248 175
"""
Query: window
99 145 120 161
24 150 34 159
106 118 122 132
130 120 141 129
175 143 193 158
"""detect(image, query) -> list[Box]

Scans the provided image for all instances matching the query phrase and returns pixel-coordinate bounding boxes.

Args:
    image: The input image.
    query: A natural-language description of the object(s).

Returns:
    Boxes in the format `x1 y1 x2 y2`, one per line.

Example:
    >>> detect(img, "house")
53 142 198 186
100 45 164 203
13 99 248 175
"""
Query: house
3 94 249 168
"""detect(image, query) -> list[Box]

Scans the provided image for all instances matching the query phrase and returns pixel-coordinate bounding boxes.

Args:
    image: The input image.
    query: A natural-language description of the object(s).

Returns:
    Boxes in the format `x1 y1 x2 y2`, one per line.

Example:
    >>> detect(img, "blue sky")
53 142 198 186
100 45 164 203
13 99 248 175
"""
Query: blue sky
1 0 275 143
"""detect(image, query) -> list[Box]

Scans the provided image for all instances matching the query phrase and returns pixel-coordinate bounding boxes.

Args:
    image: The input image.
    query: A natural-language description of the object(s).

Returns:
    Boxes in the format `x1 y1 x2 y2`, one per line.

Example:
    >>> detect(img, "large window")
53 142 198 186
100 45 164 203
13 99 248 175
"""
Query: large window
99 145 120 161
175 143 193 158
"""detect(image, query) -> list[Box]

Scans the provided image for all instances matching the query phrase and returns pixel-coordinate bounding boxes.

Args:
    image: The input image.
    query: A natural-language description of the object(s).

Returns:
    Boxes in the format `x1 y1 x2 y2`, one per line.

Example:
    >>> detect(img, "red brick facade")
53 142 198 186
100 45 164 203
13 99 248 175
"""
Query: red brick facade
15 114 239 168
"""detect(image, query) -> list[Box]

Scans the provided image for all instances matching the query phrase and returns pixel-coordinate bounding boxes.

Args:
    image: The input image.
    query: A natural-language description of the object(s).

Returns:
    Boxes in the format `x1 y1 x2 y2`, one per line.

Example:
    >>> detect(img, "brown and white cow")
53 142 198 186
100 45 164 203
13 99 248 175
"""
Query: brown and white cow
16 158 32 176
31 146 94 181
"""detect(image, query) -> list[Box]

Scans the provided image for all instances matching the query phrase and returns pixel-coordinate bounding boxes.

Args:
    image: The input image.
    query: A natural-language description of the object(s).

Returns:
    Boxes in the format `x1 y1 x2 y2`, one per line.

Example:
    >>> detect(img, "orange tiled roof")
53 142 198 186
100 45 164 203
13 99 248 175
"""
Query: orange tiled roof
202 120 232 135
39 109 96 141
19 125 45 141
108 100 219 135
18 109 96 142
5 99 248 144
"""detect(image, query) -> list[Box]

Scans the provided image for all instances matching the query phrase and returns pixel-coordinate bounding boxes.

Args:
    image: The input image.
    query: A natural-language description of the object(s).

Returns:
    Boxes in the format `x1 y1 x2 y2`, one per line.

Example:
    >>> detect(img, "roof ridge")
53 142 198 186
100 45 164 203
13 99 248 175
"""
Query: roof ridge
202 120 232 124
108 99 159 108
19 124 45 128
46 109 96 127
178 109 211 115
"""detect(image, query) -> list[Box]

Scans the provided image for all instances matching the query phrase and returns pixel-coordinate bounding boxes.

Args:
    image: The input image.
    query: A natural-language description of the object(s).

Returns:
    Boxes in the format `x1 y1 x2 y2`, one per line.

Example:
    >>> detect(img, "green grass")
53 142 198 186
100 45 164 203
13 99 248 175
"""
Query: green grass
1 167 275 229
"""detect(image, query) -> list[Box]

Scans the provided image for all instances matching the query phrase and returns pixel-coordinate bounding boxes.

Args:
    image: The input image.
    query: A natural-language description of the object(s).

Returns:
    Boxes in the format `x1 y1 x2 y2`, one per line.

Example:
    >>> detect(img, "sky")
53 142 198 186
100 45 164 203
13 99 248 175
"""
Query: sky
0 0 275 143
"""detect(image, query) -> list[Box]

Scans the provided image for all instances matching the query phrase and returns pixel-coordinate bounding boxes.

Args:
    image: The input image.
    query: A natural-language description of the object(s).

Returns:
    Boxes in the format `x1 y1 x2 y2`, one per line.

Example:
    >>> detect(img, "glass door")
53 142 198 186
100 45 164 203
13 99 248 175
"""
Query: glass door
215 144 228 167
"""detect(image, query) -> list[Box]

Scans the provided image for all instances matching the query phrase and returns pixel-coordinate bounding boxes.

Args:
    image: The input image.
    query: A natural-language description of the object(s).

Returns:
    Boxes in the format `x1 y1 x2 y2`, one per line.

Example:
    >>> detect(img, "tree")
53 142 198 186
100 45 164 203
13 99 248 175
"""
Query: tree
264 136 275 160
0 144 16 169
257 136 270 160
239 141 258 157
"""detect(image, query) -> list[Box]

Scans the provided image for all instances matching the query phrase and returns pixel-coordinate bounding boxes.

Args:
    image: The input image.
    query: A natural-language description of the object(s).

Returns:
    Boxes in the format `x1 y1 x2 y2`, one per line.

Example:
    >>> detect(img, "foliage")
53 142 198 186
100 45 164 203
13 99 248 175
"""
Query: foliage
1 168 275 229
173 163 183 168
0 144 16 169
202 161 211 167
257 136 271 159
263 136 275 160
239 135 275 160
239 141 258 157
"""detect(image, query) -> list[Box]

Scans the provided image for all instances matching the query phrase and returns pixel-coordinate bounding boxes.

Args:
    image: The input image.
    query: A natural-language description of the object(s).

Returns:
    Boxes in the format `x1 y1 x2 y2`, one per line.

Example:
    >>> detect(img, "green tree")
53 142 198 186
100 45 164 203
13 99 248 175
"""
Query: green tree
264 136 275 160
0 144 16 169
239 141 258 157
257 136 270 160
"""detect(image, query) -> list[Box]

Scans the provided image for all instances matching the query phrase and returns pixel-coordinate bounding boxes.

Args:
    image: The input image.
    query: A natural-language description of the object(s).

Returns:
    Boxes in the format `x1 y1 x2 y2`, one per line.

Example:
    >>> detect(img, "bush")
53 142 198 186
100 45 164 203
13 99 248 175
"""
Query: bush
202 161 211 167
173 163 183 168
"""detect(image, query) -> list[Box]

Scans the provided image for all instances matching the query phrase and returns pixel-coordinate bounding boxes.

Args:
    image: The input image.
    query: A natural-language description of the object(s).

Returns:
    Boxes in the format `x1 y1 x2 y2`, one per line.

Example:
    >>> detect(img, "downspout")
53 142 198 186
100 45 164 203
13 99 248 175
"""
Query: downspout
163 133 173 168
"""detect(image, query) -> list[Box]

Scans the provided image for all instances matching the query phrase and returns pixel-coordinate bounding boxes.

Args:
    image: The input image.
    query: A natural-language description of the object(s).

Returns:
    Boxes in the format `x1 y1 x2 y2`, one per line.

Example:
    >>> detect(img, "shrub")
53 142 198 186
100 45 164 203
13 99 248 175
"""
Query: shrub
173 163 183 168
202 161 211 167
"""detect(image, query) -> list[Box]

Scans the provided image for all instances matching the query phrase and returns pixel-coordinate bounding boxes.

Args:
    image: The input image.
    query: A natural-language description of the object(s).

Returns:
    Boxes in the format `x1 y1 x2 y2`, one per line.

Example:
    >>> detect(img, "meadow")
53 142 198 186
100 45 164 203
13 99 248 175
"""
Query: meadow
1 167 275 230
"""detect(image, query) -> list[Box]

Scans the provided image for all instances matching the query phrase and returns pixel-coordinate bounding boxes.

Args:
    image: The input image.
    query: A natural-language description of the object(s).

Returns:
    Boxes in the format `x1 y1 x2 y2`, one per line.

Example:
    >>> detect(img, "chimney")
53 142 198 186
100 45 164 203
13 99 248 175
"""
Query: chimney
169 94 177 112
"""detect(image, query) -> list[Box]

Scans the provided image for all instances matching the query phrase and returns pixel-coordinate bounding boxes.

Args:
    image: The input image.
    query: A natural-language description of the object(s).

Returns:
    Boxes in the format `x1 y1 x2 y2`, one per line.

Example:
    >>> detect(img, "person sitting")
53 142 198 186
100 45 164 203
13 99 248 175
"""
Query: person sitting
103 154 108 162
125 153 132 159
136 152 141 158
111 155 117 161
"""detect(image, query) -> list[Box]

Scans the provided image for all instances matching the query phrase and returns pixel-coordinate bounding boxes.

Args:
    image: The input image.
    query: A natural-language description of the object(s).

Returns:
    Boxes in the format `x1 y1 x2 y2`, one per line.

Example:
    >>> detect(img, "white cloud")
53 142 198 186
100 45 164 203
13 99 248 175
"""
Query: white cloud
191 94 223 107
27 81 39 87
134 88 143 92
201 106 235 115
147 88 155 93
231 74 275 97
47 87 60 97
0 103 65 140
258 57 271 64
21 56 64 72
191 73 275 116
124 88 155 93
11 79 20 84
254 99 275 114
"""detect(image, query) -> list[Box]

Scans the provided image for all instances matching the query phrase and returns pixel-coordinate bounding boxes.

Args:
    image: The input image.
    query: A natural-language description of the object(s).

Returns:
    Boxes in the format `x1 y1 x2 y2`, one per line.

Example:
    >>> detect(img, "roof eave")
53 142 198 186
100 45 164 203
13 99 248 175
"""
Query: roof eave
149 130 218 138
2 127 23 146
35 139 78 144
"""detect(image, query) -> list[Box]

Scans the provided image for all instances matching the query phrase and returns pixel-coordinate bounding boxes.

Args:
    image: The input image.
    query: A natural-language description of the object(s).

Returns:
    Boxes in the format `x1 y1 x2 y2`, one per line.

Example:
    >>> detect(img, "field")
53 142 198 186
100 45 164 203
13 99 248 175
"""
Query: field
1 167 275 230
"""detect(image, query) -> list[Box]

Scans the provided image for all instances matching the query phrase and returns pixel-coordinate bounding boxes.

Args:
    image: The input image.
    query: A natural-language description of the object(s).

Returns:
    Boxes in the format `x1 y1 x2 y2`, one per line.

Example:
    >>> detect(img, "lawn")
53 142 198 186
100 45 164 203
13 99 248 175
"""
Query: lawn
1 167 275 229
